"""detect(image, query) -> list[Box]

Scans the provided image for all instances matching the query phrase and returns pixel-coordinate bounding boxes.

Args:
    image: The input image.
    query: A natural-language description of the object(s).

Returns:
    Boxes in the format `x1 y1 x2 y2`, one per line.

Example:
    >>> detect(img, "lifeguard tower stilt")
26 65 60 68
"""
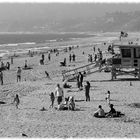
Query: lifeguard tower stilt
111 43 140 80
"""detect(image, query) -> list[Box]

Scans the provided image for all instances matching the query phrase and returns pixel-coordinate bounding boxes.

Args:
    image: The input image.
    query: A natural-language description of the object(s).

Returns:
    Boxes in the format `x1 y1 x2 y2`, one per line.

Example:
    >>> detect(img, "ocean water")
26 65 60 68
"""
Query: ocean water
0 33 94 45
0 32 119 58
0 32 95 58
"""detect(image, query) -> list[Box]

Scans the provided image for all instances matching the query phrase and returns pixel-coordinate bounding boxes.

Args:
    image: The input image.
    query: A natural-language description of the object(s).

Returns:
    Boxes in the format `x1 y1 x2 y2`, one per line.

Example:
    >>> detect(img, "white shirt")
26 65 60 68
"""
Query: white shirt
55 87 64 97
94 108 105 117
107 93 110 99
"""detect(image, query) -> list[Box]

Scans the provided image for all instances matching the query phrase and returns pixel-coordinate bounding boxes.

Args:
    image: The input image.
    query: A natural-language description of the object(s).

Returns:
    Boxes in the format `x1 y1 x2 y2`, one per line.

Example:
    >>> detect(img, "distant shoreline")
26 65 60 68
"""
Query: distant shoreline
0 32 95 45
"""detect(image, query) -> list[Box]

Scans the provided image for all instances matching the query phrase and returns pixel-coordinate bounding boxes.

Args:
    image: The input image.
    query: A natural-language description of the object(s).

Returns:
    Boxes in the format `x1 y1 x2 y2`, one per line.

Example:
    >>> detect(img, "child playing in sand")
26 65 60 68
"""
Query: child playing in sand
105 90 110 105
49 92 55 108
13 94 20 109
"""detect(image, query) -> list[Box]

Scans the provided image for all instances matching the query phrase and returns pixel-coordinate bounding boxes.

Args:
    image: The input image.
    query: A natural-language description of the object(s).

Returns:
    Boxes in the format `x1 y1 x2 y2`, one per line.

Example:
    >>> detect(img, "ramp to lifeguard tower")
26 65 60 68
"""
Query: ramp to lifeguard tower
62 61 107 81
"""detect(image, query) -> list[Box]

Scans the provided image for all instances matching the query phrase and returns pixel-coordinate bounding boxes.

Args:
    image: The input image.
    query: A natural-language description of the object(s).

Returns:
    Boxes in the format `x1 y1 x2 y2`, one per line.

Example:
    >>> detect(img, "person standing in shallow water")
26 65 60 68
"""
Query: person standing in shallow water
17 67 22 82
84 81 91 101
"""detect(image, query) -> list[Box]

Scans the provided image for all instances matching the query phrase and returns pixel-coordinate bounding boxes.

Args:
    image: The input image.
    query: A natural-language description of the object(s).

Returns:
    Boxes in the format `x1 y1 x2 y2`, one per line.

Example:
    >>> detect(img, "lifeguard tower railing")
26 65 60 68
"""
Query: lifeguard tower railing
62 61 107 81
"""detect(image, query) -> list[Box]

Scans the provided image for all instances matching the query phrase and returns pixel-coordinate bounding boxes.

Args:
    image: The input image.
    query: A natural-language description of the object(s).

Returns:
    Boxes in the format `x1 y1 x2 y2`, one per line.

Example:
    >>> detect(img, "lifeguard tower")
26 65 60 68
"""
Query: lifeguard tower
111 43 140 80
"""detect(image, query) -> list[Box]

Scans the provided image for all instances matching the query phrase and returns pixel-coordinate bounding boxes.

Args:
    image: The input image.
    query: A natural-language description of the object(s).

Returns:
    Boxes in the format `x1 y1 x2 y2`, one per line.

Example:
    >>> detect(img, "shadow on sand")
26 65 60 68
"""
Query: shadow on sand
90 78 140 82
0 101 6 104
75 99 85 102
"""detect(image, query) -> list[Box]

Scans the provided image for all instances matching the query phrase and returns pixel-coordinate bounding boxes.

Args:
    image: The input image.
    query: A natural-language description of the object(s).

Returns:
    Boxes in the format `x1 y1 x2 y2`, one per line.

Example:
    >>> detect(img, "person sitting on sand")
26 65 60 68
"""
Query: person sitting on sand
63 80 71 88
60 58 66 66
94 105 105 118
68 96 75 111
57 96 75 111
106 104 116 117
45 71 50 78
13 94 20 109
59 97 69 110
49 92 55 108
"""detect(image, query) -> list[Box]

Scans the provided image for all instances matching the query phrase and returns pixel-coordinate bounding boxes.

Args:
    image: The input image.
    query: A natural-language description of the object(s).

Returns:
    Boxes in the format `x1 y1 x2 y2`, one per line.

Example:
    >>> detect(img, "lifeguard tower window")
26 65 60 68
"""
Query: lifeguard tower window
122 49 131 58
134 48 140 58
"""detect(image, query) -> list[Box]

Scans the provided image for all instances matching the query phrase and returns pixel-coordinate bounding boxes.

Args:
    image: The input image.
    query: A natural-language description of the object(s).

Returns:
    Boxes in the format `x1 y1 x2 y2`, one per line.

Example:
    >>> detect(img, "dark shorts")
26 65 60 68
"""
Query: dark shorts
57 96 62 105
17 75 21 78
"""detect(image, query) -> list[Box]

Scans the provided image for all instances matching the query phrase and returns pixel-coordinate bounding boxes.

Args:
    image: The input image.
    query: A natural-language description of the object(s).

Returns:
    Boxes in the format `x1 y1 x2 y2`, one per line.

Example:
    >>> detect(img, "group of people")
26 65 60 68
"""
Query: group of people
69 53 76 62
0 62 22 85
49 84 75 111
94 104 122 118
0 61 10 70
88 54 93 63
49 80 91 110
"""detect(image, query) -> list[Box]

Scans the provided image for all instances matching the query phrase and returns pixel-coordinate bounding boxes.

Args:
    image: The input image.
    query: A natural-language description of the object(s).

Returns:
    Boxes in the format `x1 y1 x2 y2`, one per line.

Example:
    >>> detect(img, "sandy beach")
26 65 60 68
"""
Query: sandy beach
0 32 140 138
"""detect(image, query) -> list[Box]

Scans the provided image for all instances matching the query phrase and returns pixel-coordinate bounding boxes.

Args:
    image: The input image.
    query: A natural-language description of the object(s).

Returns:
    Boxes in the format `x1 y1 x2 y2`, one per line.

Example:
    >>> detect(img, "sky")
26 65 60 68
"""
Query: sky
0 0 140 2
0 3 140 21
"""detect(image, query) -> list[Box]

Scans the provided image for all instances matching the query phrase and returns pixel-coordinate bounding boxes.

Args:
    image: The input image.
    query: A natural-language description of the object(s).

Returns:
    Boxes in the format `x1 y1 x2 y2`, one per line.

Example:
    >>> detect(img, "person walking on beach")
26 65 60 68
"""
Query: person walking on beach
42 54 45 61
55 84 64 108
49 92 55 108
24 60 28 69
6 62 10 70
11 57 13 64
85 81 91 101
48 53 51 61
93 46 96 52
69 54 72 62
79 72 83 89
94 54 97 61
77 74 80 90
1 61 4 68
13 94 20 109
0 71 3 85
72 54 76 62
17 67 22 82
